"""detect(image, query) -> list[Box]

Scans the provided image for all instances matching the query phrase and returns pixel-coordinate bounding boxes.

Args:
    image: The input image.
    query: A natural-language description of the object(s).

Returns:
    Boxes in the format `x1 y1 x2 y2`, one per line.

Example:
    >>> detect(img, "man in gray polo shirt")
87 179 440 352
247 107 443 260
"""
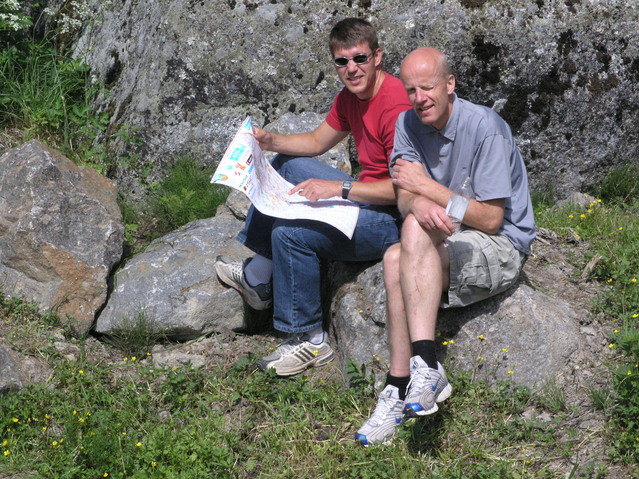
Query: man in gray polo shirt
355 47 536 446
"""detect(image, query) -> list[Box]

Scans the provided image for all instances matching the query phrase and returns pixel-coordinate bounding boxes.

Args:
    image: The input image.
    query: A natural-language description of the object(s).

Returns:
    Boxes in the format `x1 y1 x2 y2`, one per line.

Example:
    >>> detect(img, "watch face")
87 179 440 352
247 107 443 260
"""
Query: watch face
342 181 352 199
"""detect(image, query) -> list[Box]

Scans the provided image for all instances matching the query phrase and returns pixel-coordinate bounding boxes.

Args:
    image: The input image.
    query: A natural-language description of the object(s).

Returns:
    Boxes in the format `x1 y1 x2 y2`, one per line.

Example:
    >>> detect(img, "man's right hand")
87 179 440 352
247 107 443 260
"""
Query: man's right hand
409 195 456 236
252 126 274 151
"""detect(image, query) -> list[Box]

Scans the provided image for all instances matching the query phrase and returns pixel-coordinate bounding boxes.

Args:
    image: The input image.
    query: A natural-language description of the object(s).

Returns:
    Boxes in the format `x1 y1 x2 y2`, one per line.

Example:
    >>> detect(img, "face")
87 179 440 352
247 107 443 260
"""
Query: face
400 54 455 130
332 42 383 100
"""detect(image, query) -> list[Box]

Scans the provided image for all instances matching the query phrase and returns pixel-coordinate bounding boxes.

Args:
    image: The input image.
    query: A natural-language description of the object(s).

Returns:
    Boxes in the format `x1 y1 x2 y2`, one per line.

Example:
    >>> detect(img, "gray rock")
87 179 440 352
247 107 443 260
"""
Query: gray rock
438 284 581 386
264 112 351 175
95 215 254 340
0 141 124 333
0 343 52 394
0 344 22 393
330 264 580 388
64 0 639 203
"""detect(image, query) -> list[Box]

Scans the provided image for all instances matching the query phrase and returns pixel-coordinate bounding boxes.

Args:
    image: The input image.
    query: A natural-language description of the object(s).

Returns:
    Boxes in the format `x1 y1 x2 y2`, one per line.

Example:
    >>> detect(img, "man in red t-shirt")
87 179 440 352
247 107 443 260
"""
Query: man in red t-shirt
215 18 410 376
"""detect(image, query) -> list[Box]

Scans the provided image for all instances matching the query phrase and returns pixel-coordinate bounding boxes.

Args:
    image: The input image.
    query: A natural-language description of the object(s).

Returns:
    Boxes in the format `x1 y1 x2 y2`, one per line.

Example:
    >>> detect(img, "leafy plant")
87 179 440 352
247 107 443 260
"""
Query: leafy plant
149 157 229 237
0 40 107 163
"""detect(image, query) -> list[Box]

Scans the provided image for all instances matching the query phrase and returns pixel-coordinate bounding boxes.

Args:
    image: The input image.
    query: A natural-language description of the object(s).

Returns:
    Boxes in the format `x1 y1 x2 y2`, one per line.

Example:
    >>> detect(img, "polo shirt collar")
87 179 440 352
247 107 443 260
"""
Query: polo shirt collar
436 93 459 142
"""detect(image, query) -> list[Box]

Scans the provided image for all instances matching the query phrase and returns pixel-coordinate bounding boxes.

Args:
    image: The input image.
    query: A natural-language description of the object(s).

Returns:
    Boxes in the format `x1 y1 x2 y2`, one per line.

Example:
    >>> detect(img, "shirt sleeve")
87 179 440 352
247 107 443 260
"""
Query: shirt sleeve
471 133 513 202
324 89 351 132
390 112 422 170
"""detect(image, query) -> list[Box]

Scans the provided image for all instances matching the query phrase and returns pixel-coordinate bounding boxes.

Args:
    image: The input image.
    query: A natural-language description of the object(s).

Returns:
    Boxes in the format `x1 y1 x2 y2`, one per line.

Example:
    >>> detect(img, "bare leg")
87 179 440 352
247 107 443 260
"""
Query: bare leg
398 215 450 343
383 243 411 378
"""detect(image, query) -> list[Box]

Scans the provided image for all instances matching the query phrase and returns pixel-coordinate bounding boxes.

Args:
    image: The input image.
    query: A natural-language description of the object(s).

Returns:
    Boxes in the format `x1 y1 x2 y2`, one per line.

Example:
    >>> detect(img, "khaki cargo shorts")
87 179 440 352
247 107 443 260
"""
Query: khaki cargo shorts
442 229 527 309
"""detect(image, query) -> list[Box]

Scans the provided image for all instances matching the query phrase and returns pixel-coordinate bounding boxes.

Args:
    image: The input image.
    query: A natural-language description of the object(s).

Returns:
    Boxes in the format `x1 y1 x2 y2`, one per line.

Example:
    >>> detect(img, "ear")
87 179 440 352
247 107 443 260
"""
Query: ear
373 48 383 68
447 74 456 94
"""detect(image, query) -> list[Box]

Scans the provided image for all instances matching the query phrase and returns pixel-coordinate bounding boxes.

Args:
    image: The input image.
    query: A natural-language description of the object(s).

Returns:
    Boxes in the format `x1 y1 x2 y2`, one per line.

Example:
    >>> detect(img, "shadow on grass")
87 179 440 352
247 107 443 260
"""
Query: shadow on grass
402 409 451 455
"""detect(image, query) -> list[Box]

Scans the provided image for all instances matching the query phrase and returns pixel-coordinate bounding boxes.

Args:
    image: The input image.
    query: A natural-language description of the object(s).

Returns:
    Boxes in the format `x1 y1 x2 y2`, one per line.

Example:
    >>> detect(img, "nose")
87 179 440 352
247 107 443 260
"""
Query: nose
346 60 359 73
414 88 427 104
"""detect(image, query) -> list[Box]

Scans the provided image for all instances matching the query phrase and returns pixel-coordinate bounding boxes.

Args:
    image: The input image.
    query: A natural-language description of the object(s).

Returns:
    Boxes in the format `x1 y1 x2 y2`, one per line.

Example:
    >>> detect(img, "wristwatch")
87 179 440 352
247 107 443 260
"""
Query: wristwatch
341 181 353 199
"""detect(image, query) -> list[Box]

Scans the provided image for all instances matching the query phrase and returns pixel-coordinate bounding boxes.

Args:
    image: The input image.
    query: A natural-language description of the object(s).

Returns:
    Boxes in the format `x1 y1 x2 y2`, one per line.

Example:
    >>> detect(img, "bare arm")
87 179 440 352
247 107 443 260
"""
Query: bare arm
253 121 348 157
289 178 396 205
393 158 505 234
254 120 397 205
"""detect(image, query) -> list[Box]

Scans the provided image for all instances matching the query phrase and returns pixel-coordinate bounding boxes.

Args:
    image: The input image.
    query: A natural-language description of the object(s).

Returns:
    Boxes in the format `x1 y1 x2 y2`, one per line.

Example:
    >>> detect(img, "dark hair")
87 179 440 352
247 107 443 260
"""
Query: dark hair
328 18 379 55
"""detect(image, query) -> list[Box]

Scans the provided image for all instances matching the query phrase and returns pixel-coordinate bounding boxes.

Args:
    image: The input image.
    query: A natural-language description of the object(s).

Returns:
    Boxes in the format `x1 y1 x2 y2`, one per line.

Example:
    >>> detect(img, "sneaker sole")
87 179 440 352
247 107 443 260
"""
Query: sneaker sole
403 382 453 417
257 350 334 376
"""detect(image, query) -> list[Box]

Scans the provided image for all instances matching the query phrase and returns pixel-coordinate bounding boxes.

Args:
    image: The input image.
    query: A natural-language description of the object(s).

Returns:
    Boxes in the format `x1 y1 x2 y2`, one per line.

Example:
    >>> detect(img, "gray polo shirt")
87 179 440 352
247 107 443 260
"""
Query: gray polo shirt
391 94 536 255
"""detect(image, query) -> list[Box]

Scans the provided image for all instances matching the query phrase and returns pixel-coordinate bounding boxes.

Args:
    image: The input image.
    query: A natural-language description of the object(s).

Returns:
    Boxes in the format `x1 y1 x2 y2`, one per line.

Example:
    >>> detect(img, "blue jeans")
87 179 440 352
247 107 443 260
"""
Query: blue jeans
237 155 401 334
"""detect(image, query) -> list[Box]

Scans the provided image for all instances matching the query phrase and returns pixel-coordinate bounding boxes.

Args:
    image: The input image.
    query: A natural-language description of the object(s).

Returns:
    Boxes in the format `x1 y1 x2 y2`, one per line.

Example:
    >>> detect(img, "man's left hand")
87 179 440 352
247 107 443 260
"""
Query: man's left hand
289 179 341 202
391 158 429 195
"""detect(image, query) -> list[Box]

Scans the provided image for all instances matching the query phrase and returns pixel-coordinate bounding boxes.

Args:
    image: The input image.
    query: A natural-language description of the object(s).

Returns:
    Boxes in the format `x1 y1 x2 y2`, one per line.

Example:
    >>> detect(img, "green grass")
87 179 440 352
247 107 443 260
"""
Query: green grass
534 176 639 465
0 343 569 478
0 41 108 164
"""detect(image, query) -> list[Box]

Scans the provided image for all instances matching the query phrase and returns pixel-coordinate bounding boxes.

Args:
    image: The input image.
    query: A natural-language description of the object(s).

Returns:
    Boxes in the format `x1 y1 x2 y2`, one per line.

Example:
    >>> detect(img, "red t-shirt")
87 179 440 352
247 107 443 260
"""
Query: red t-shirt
325 73 411 182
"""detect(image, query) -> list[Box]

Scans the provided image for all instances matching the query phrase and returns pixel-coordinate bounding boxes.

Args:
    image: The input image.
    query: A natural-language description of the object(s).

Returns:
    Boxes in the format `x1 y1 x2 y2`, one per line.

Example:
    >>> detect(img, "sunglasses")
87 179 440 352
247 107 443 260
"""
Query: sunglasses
333 51 374 68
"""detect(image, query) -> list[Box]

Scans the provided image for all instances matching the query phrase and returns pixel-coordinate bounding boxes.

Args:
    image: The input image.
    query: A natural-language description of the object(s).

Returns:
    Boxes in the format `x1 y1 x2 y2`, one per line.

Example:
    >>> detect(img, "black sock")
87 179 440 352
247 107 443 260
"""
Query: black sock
411 340 438 369
386 373 410 401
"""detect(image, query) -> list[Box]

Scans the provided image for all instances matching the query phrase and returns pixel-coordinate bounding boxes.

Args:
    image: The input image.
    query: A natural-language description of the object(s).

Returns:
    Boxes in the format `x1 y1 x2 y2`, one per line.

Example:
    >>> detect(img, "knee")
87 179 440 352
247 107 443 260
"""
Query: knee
400 214 439 253
273 155 309 181
383 243 401 284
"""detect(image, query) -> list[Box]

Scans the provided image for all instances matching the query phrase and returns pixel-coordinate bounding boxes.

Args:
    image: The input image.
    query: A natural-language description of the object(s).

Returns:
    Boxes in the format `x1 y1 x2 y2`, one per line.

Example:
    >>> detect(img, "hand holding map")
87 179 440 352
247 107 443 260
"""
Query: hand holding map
211 117 360 238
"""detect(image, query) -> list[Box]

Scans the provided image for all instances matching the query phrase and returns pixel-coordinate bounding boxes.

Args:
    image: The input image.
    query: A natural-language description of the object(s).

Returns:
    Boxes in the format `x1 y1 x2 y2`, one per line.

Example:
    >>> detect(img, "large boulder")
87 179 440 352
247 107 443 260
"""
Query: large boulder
62 0 639 201
328 261 582 388
0 141 124 334
95 210 255 339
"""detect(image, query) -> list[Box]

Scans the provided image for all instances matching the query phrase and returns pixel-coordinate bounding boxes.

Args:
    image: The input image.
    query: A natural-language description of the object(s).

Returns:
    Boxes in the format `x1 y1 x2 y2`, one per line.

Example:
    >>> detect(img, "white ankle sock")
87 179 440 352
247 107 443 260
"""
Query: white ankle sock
306 326 326 345
244 254 273 286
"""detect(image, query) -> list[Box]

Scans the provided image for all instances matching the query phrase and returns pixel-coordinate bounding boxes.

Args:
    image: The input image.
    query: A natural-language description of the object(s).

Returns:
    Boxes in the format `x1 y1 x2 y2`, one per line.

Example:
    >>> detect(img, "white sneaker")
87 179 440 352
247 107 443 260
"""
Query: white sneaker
403 356 452 417
355 385 404 446
256 333 334 376
215 255 272 310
